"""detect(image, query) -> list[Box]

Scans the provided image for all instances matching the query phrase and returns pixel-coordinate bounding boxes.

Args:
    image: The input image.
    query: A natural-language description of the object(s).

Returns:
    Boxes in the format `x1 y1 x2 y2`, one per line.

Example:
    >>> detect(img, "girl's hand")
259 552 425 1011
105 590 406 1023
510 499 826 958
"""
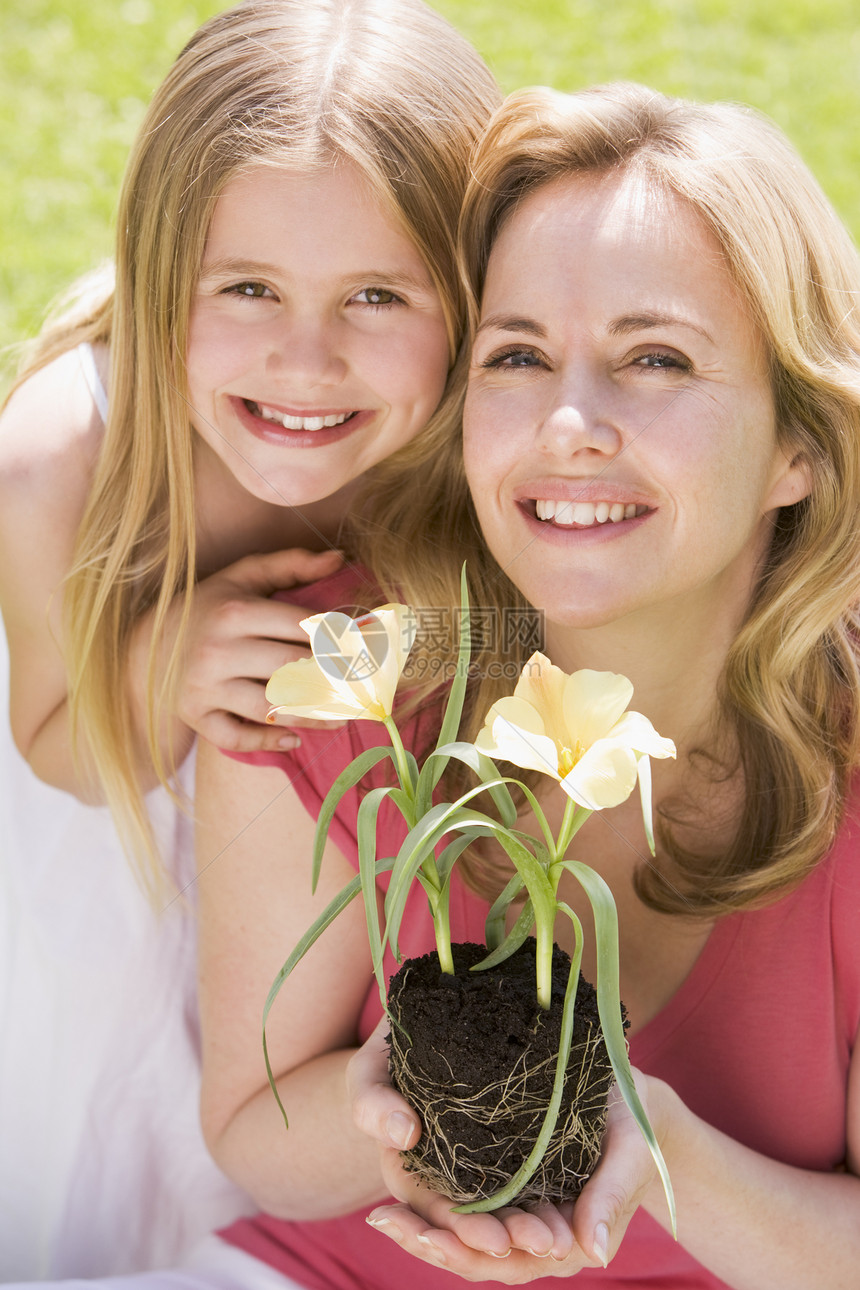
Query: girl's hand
174 546 344 751
349 1022 667 1279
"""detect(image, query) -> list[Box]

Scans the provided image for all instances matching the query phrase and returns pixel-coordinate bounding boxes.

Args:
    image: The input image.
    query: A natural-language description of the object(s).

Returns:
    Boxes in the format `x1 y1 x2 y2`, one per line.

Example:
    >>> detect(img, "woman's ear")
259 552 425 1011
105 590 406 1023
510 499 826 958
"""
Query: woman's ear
767 446 814 510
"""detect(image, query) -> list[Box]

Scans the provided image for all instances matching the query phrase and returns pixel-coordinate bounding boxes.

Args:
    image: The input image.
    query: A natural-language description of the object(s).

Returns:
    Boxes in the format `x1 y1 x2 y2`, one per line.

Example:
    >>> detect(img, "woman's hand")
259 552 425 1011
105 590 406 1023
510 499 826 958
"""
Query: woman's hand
348 1020 667 1280
172 546 343 752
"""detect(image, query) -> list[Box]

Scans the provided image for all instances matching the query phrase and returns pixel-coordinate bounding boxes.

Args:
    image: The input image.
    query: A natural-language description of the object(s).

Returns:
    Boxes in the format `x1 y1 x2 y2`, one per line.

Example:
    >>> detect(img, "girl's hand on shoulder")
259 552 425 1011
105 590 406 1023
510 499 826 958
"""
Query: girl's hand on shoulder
175 546 344 751
350 1022 669 1279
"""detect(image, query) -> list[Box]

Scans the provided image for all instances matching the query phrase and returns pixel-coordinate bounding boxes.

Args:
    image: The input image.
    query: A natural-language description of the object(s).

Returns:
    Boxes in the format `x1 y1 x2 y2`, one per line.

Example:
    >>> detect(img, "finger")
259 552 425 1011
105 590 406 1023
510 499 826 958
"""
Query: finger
524 1201 576 1260
194 710 301 754
225 546 344 596
347 1021 422 1151
270 715 348 731
366 1203 589 1283
367 1203 513 1269
385 1171 513 1258
498 1203 574 1260
195 596 313 649
570 1084 658 1269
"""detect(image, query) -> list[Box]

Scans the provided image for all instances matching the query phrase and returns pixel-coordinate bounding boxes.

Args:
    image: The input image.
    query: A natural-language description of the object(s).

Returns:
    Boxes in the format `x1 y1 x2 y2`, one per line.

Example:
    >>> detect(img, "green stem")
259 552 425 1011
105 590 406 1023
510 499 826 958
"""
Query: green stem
555 794 589 859
383 715 414 802
431 891 455 976
535 908 555 1010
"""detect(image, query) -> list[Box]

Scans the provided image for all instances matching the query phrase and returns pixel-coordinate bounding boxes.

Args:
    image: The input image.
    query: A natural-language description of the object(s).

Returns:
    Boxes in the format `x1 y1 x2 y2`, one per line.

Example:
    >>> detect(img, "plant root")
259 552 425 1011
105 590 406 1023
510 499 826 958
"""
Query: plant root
386 941 617 1206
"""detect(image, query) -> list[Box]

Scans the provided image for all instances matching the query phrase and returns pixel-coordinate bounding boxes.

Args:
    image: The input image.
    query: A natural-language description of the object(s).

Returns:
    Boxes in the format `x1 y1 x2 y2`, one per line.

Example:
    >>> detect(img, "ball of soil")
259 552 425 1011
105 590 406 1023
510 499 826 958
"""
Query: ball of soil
386 938 622 1206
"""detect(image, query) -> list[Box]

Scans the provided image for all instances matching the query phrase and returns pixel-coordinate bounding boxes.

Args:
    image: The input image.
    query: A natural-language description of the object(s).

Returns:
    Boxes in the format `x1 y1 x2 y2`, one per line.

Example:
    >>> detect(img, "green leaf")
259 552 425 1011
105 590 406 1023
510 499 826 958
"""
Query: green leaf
476 897 534 967
262 858 394 1129
415 565 472 812
310 745 396 891
429 741 518 827
384 802 511 961
560 860 677 1236
435 830 489 886
356 787 397 1007
484 871 525 949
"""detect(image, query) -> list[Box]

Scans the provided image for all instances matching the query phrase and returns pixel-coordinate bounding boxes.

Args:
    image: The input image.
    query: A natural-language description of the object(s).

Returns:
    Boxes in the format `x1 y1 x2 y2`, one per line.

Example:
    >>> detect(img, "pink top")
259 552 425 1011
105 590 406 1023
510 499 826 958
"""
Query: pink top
220 568 860 1289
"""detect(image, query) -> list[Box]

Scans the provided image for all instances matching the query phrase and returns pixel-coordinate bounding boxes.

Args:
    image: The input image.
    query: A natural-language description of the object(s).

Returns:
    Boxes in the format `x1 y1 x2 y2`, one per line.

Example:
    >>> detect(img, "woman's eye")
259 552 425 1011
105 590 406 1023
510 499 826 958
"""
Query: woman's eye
482 346 545 370
224 281 273 299
634 350 691 372
353 287 402 306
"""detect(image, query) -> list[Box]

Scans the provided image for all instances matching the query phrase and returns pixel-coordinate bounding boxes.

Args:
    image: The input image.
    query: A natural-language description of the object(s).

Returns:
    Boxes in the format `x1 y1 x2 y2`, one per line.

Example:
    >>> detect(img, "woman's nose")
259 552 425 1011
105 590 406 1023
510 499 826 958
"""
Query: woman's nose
536 379 623 459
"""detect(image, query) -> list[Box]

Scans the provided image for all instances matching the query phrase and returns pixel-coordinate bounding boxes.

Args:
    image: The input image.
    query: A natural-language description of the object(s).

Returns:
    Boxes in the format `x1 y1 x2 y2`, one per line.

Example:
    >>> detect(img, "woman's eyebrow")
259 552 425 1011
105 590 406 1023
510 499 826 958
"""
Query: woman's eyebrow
609 312 713 342
475 315 546 338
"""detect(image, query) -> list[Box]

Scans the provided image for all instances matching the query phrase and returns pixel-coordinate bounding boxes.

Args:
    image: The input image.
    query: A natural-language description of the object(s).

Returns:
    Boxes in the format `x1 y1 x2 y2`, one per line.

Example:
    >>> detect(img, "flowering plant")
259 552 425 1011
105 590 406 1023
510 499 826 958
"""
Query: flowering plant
263 573 676 1227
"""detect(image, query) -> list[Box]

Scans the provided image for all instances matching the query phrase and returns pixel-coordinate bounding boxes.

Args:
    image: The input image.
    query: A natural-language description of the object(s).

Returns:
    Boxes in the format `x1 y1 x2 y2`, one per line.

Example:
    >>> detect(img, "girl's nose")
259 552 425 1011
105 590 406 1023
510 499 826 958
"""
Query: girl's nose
265 317 347 386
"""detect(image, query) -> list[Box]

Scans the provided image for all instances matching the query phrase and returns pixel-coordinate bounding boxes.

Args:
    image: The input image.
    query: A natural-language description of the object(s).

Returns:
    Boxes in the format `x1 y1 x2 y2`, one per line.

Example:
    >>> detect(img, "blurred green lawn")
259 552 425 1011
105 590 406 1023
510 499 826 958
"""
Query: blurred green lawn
3 0 860 380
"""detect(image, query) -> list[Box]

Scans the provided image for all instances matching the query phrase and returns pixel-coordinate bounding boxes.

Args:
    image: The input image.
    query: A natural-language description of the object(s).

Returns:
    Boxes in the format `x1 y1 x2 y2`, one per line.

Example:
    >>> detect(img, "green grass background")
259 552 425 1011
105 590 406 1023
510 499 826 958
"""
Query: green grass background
3 0 860 380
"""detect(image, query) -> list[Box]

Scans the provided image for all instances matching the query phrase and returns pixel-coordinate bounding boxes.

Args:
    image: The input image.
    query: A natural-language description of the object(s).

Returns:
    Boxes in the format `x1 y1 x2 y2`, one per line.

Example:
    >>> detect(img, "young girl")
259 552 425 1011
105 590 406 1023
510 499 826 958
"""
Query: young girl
190 82 860 1290
0 0 498 1275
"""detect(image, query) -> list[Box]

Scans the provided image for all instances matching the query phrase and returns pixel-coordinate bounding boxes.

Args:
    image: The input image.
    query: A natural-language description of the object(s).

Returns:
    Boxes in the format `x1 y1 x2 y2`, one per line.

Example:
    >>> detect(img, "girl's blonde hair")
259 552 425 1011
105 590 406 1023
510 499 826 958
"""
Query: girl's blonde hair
9 0 499 891
362 82 860 916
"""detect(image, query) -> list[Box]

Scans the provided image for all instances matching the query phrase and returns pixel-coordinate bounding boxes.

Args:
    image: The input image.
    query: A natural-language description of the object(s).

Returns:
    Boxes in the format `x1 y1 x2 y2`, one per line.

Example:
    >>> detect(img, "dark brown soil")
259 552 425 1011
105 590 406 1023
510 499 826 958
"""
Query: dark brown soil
386 938 621 1206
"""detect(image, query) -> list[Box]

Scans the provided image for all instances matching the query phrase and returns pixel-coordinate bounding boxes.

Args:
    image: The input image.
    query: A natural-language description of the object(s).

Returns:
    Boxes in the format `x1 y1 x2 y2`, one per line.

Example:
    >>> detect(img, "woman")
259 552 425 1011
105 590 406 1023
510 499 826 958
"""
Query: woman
193 83 860 1289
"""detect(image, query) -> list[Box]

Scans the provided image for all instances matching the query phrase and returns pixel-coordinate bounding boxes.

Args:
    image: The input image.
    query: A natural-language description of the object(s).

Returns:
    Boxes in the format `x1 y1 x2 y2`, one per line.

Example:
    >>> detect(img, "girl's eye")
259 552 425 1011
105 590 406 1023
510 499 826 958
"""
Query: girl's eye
224 281 273 299
481 346 546 370
352 287 402 307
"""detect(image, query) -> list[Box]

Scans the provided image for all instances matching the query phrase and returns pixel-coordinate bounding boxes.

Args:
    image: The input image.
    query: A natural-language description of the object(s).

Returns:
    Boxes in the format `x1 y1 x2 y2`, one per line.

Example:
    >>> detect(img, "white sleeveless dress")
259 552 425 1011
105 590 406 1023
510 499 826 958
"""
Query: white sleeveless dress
0 346 254 1278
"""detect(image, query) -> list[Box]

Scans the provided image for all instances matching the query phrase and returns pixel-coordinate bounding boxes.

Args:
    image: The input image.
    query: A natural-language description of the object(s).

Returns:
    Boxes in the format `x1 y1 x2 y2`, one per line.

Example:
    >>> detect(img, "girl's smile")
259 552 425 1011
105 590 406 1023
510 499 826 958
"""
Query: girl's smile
231 396 369 448
187 163 450 509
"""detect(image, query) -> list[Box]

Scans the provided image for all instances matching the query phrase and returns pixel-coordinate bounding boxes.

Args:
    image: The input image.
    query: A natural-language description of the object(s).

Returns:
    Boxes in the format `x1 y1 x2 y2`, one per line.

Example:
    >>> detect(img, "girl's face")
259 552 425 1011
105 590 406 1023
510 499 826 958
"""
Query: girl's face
464 170 811 639
186 163 450 508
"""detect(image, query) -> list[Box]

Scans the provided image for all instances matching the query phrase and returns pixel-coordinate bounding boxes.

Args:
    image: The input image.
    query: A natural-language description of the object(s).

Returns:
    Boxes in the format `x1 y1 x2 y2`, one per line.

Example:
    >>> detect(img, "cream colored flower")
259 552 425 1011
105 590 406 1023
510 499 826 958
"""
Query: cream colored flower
475 653 676 815
266 604 417 723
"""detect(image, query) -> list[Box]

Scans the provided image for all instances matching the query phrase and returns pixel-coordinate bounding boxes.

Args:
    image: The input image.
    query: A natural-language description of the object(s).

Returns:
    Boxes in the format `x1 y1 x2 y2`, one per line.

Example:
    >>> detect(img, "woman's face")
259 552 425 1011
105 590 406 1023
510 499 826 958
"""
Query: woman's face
186 162 450 509
464 170 811 638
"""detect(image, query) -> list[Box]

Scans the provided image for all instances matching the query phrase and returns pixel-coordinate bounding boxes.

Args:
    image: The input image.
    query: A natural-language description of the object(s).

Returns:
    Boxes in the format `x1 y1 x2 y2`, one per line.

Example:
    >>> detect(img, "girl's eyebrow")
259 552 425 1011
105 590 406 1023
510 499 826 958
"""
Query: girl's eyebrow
197 257 433 292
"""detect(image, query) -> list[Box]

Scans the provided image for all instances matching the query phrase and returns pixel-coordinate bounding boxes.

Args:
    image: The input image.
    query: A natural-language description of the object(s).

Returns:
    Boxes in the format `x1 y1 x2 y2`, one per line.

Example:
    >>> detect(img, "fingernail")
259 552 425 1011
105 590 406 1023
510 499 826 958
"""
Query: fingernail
366 1216 403 1243
593 1222 610 1269
386 1111 417 1149
487 1249 511 1259
523 1247 551 1258
277 735 300 749
415 1234 447 1265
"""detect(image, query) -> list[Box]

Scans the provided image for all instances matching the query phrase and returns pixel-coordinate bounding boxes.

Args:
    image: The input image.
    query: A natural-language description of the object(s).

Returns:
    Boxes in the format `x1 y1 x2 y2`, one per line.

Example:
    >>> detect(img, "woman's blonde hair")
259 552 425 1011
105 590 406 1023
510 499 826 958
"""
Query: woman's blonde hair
8 0 499 891
362 82 860 916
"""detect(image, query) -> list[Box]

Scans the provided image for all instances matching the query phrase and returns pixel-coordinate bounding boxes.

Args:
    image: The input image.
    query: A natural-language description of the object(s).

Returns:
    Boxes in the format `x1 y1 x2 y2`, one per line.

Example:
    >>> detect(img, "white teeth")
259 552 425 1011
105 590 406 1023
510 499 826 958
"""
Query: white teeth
253 402 352 431
535 498 641 526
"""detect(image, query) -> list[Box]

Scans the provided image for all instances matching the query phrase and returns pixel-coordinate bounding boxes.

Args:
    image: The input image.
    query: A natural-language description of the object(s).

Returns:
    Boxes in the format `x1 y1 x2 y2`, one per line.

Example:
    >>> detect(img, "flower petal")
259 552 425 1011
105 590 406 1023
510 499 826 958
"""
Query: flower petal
358 604 417 713
560 738 639 810
637 753 657 855
510 653 572 752
562 670 634 747
475 696 562 779
265 656 383 721
608 711 677 761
